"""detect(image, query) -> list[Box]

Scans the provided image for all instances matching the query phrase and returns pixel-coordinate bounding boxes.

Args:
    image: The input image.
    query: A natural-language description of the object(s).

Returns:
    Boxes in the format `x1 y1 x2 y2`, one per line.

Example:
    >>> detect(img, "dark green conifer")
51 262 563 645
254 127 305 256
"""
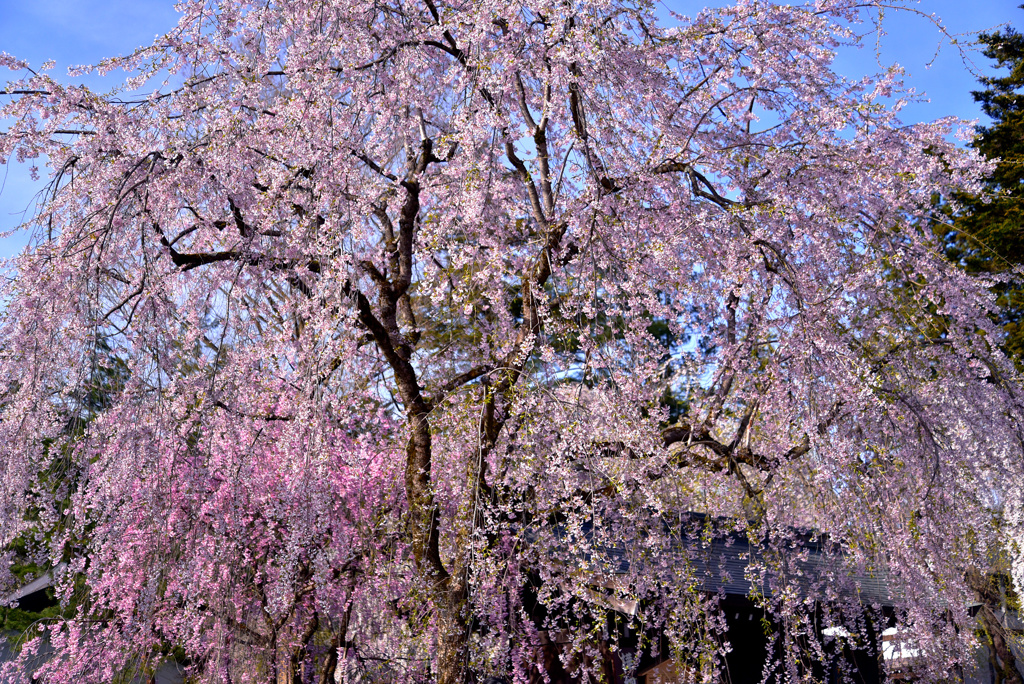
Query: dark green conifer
940 18 1024 362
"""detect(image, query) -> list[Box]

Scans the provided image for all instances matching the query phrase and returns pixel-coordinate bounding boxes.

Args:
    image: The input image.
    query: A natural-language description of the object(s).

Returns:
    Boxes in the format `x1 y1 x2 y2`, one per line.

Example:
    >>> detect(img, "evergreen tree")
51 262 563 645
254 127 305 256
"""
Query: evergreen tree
941 18 1024 361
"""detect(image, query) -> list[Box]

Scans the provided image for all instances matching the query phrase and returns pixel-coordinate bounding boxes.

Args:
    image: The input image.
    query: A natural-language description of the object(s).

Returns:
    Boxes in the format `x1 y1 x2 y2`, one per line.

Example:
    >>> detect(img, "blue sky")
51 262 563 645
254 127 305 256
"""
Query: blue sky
0 0 1019 257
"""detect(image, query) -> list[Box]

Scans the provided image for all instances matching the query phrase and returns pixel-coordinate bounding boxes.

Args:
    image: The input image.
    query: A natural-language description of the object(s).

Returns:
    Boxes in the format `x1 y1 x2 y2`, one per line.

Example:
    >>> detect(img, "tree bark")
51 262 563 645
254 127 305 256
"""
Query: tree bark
981 605 1024 684
967 569 1023 684
435 577 470 684
317 603 351 684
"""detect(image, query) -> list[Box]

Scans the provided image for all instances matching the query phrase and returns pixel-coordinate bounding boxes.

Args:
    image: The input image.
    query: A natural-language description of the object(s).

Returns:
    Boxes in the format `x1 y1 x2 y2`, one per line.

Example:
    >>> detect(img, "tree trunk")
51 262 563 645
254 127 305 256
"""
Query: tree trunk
435 578 470 684
318 603 352 684
981 605 1024 684
403 411 472 684
967 569 1023 684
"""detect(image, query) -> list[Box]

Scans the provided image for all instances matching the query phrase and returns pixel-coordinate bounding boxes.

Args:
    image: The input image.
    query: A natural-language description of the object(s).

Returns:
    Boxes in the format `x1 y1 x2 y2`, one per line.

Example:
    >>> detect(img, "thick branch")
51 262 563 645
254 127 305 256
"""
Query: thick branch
504 140 547 224
395 180 419 297
432 364 495 403
661 421 810 472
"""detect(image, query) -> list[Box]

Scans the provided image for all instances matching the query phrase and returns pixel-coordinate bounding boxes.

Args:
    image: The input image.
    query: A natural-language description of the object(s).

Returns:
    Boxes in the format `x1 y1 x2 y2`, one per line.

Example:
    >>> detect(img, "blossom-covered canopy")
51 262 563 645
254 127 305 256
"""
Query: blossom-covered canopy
1 0 1021 682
